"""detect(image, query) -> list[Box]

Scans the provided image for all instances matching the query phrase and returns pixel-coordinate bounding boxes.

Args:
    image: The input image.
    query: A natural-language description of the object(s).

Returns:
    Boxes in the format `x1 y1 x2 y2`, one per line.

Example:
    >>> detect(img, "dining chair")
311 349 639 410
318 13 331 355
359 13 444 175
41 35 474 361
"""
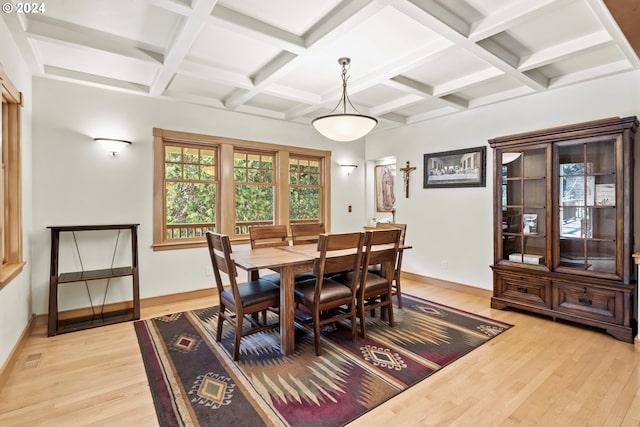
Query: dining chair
333 229 401 338
293 232 364 356
358 229 401 338
370 223 407 308
290 223 326 245
248 225 289 285
206 231 280 361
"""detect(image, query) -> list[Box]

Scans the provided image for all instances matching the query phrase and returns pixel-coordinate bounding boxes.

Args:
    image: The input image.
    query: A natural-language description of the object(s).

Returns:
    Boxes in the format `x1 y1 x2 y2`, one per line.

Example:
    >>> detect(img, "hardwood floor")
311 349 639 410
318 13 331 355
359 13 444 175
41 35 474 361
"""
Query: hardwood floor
0 279 638 426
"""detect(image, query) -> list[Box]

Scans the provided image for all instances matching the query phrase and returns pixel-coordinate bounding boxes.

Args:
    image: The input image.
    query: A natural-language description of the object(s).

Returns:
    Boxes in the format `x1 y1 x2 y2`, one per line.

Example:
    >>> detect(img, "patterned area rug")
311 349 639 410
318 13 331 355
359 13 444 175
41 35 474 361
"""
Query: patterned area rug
134 294 512 426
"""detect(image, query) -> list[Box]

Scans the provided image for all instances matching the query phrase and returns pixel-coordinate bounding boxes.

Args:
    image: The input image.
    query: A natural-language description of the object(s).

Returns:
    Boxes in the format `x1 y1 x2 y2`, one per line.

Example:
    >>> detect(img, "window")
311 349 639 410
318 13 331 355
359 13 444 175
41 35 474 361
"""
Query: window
289 156 322 223
234 151 275 235
164 144 217 240
0 68 25 288
153 128 331 250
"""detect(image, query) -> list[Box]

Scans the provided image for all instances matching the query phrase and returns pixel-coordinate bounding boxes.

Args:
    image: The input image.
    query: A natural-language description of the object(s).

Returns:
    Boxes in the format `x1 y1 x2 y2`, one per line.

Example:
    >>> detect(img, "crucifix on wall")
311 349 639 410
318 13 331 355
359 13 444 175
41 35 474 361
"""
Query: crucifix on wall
400 161 416 198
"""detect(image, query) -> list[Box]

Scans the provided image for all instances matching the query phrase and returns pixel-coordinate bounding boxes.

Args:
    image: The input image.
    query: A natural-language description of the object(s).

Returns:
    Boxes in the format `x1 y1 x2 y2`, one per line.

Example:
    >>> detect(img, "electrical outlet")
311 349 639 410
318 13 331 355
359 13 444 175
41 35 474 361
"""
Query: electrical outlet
441 260 448 269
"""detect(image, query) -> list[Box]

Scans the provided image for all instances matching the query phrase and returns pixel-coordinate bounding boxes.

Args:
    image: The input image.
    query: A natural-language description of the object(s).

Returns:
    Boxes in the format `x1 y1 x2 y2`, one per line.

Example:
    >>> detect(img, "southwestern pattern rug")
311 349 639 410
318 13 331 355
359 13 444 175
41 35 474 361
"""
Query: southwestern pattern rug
134 294 512 426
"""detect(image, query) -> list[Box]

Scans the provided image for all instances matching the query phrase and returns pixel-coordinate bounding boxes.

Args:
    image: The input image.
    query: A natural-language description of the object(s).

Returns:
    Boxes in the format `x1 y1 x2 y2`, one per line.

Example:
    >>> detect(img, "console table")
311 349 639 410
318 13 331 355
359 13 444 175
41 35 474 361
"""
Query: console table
47 224 140 336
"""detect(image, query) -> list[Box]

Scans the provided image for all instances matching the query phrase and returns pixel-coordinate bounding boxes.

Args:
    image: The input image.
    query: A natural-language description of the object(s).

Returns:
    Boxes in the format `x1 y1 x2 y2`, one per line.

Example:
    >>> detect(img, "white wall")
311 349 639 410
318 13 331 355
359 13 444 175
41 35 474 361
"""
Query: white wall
0 19 34 369
365 70 640 291
31 78 365 314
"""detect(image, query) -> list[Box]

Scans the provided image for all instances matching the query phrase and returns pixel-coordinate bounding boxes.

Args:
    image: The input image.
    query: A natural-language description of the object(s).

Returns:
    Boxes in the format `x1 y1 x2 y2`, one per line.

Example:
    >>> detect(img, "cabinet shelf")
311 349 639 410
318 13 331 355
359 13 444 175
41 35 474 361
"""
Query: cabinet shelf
48 224 140 336
57 308 136 334
490 116 637 343
58 267 133 283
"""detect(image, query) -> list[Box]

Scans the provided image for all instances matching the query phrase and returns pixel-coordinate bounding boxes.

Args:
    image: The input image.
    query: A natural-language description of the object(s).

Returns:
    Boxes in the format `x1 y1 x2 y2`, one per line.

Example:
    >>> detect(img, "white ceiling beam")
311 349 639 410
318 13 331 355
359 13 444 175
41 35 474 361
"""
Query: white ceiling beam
468 86 534 108
209 6 306 54
518 30 613 71
1 12 44 73
225 1 392 112
149 0 219 97
162 90 225 109
468 0 572 41
177 59 253 88
401 0 470 37
341 39 453 98
548 59 632 87
24 15 163 65
405 106 460 124
43 65 150 94
234 104 286 120
284 103 323 121
433 68 504 96
148 0 193 16
371 94 425 115
394 0 548 91
376 112 407 124
387 75 434 96
584 0 640 67
438 93 469 108
304 0 387 48
261 83 321 105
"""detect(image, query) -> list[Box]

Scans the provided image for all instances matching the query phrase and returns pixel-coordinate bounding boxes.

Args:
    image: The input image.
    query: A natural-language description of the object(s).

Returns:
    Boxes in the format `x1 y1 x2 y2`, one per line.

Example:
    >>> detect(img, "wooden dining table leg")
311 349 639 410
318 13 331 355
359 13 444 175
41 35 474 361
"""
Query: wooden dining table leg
279 265 296 355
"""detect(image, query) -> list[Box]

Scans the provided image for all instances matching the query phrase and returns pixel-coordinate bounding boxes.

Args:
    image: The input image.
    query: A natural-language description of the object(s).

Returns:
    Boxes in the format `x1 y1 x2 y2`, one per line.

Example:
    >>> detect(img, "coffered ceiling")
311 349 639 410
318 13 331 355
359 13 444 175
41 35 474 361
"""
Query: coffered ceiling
3 0 639 134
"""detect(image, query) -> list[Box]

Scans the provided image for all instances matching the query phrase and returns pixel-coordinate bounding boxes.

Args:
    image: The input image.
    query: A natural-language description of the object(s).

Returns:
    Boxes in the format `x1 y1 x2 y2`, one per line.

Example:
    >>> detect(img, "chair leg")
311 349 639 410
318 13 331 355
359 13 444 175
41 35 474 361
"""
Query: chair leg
313 311 322 356
395 274 403 309
387 296 394 327
233 317 243 361
216 305 225 342
350 307 358 342
358 299 367 339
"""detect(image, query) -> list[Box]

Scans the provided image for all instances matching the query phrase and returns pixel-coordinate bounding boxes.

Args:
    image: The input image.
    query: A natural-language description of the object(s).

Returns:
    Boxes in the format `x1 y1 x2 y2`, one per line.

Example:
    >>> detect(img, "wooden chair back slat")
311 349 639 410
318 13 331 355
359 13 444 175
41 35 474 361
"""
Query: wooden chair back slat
249 225 289 249
375 222 406 244
316 232 364 276
291 223 325 245
206 232 238 294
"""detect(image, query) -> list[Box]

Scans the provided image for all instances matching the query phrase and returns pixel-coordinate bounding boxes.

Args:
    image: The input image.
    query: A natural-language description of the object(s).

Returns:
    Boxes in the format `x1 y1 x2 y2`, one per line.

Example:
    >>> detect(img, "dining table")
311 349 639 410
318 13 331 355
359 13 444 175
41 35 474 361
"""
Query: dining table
232 241 411 356
233 244 318 355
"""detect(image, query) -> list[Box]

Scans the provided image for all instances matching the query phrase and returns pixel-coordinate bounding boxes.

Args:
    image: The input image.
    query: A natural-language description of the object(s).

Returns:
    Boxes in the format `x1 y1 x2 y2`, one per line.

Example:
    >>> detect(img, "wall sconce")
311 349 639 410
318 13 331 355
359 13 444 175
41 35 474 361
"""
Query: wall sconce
340 164 358 175
94 138 132 156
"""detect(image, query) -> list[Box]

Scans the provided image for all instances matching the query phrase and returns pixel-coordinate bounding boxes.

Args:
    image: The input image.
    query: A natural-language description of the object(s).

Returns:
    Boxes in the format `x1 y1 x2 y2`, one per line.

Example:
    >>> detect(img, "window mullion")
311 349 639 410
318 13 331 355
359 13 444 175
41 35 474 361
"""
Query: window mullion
219 144 235 236
276 151 289 227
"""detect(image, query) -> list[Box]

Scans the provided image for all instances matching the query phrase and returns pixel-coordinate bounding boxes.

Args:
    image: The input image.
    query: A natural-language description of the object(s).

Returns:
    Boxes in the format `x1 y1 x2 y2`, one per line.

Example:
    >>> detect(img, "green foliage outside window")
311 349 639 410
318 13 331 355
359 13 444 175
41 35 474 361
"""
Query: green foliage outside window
289 158 321 221
165 145 217 236
234 152 275 226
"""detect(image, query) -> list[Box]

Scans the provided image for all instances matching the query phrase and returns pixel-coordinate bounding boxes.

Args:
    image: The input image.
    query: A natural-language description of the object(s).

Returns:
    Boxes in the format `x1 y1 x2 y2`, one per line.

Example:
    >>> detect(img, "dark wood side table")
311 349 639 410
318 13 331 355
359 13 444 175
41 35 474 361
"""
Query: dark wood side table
47 224 140 336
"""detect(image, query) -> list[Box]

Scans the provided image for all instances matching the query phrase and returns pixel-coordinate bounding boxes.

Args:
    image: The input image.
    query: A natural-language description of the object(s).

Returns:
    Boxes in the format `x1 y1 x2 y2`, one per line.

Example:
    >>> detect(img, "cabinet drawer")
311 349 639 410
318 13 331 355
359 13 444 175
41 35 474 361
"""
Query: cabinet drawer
553 282 623 324
497 274 550 307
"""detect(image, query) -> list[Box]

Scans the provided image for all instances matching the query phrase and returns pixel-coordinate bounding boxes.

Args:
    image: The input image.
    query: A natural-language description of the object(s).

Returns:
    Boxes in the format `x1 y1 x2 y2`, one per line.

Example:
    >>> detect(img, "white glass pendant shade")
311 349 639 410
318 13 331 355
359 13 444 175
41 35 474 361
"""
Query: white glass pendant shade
312 113 378 142
312 57 377 142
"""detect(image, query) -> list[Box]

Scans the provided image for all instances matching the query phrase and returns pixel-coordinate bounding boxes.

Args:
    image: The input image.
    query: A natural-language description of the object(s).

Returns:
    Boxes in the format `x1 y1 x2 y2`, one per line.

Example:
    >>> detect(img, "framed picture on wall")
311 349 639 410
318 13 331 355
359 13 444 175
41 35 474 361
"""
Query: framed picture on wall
375 164 396 212
423 146 486 188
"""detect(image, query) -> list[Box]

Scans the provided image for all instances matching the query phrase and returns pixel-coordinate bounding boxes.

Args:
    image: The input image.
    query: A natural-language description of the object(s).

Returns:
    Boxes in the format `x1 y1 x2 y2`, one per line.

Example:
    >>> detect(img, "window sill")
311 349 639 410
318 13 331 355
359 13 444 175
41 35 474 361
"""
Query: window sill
152 238 250 251
0 262 26 291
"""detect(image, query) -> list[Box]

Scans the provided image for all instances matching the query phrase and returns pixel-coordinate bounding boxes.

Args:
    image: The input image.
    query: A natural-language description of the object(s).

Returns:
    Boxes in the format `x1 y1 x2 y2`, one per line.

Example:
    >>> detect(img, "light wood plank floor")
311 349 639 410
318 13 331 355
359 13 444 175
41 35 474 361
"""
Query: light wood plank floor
0 279 638 426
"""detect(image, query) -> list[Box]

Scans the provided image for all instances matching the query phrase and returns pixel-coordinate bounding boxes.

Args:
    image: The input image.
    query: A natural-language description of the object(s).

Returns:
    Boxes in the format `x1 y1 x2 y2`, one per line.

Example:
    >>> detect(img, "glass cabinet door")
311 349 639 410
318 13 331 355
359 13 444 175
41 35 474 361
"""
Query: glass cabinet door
557 138 617 274
500 148 547 265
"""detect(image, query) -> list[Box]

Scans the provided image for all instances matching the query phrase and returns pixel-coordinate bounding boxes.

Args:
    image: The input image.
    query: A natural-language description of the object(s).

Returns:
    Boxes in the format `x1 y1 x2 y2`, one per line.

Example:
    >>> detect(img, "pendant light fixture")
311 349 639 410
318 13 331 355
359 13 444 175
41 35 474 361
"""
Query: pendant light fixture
312 57 377 142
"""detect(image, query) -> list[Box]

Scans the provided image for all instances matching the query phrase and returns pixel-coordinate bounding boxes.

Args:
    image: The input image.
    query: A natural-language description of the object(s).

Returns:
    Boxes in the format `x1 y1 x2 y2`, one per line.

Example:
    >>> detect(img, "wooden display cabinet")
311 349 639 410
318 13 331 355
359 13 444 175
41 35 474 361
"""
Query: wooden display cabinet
490 117 637 342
